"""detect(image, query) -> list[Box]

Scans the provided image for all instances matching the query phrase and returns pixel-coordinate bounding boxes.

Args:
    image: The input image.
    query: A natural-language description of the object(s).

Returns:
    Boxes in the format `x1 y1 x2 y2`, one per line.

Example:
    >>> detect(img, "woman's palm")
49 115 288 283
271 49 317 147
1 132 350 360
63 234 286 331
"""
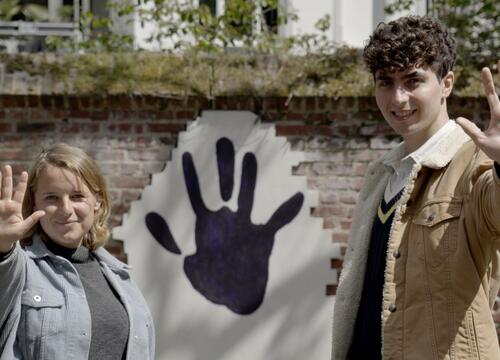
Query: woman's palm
0 166 44 248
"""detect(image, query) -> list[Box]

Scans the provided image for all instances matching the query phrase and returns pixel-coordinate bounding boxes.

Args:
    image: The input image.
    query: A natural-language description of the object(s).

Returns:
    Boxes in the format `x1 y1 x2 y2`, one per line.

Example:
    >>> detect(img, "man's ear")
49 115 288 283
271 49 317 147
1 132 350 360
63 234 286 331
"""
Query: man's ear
441 71 454 98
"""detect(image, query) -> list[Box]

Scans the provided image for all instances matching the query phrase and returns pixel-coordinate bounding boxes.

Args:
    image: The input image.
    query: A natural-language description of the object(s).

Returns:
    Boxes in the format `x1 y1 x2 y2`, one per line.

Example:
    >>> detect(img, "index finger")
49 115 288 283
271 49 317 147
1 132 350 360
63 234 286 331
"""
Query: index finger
482 65 500 112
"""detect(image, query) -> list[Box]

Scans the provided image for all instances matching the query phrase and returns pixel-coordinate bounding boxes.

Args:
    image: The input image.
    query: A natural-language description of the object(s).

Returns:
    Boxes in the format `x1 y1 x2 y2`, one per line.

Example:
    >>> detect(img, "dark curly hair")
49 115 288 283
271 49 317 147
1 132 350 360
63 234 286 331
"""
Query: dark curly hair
363 15 456 79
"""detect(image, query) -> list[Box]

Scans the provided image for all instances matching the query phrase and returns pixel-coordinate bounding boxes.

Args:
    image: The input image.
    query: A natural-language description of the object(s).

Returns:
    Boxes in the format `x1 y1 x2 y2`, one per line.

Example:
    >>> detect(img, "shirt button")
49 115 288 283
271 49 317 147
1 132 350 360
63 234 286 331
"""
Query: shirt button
393 250 401 259
427 214 435 223
388 304 397 313
33 295 42 302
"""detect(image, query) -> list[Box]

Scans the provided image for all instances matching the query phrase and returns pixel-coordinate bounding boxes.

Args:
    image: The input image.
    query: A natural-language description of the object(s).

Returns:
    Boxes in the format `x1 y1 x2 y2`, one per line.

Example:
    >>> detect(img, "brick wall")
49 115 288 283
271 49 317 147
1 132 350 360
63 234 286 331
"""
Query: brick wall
0 94 497 336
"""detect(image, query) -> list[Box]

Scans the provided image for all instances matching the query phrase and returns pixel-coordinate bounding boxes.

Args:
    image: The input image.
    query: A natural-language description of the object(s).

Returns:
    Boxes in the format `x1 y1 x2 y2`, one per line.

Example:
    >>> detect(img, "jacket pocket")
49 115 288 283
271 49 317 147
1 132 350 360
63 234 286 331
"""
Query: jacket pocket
19 287 64 354
413 200 462 268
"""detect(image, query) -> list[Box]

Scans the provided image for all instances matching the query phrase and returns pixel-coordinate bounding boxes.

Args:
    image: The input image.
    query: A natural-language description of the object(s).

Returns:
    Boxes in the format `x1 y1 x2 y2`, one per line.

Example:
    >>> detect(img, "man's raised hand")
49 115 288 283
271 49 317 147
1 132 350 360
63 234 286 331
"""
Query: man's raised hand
457 60 500 163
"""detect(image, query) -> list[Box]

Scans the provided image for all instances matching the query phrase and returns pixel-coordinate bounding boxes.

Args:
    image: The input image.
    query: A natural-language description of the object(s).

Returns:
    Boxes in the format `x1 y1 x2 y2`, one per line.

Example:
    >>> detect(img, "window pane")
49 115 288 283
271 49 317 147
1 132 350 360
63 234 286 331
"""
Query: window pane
262 5 278 33
200 0 216 15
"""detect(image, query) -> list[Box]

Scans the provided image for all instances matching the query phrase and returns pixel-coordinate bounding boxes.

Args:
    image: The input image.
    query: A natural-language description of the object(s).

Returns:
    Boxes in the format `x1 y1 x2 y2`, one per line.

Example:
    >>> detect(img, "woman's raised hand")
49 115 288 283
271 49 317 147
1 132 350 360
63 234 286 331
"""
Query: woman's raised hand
0 165 45 252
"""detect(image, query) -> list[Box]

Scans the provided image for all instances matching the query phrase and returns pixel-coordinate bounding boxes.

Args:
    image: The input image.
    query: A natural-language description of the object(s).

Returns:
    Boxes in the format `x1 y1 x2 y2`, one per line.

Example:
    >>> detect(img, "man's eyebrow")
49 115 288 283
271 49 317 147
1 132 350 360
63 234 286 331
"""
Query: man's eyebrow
402 71 422 79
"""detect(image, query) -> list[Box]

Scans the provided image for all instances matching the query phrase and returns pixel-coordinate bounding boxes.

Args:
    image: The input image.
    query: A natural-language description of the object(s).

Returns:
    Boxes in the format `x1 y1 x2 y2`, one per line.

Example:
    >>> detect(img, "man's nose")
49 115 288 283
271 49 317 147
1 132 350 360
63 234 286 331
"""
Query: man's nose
392 86 409 105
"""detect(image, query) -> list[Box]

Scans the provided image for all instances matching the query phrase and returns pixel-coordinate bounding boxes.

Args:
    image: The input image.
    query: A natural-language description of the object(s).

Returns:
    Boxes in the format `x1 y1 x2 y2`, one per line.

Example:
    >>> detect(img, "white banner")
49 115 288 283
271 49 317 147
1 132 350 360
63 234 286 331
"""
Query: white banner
114 110 333 360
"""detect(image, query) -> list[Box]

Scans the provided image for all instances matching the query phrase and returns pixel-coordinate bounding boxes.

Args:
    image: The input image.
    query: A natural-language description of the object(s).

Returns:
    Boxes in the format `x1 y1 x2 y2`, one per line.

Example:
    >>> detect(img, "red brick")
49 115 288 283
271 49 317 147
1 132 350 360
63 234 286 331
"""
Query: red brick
17 123 56 132
26 95 40 108
67 96 79 110
276 125 331 136
0 123 10 133
0 150 31 160
147 123 185 133
332 232 349 243
40 96 53 108
155 111 175 120
307 113 328 123
80 96 91 109
305 97 316 111
68 110 91 119
109 175 150 188
107 123 143 134
330 258 343 269
340 220 352 230
175 111 195 120
8 110 28 121
1 95 25 107
58 123 100 133
326 284 337 296
91 111 109 121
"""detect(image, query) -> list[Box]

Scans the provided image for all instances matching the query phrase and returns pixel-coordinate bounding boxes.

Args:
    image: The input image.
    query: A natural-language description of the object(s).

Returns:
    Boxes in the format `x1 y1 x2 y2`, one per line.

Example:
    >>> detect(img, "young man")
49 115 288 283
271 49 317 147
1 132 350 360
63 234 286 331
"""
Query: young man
332 15 500 359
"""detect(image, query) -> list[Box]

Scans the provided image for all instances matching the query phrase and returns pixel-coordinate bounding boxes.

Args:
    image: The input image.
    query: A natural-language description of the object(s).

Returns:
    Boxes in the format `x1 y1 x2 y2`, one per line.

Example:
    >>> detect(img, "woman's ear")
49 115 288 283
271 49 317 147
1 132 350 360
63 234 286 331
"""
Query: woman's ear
442 71 454 98
94 195 102 212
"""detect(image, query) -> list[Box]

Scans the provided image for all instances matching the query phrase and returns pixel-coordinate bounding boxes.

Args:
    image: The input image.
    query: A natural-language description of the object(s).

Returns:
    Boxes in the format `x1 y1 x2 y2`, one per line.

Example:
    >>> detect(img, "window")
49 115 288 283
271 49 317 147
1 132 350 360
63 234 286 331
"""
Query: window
199 0 216 15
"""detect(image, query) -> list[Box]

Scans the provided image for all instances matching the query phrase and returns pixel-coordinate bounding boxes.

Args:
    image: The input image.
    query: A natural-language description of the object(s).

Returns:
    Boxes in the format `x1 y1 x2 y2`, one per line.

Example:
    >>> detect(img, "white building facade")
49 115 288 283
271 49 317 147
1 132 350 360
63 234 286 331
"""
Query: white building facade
131 0 428 51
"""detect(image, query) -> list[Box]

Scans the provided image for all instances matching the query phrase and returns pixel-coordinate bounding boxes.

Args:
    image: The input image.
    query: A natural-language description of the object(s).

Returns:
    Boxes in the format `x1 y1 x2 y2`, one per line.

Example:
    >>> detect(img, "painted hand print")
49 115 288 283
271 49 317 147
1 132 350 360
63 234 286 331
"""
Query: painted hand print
146 137 304 315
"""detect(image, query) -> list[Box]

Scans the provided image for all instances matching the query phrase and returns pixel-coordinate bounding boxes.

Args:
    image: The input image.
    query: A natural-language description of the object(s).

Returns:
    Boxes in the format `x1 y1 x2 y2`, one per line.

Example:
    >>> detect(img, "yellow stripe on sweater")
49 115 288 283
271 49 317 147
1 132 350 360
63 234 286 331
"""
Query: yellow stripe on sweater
377 202 399 224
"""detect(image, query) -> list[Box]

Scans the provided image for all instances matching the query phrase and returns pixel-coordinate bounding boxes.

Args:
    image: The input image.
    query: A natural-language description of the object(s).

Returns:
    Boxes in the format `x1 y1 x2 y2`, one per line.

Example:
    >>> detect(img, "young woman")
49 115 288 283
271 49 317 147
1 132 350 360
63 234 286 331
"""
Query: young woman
0 143 155 360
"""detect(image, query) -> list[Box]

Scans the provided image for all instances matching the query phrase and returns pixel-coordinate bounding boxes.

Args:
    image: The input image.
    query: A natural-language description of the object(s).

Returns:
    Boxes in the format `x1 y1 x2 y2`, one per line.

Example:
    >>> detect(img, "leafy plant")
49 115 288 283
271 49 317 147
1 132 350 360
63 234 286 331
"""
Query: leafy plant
0 0 49 21
386 0 500 69
45 11 133 53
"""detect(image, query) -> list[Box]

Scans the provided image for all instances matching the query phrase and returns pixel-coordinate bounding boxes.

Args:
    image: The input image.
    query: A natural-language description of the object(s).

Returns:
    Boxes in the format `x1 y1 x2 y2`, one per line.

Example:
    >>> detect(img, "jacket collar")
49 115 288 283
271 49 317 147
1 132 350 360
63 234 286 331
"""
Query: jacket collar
25 234 131 273
379 121 471 171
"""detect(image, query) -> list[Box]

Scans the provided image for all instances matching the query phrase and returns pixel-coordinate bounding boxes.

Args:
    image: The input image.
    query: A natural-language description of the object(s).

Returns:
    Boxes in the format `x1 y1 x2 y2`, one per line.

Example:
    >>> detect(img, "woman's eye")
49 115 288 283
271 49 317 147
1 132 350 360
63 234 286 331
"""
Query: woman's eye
45 195 57 201
71 194 85 200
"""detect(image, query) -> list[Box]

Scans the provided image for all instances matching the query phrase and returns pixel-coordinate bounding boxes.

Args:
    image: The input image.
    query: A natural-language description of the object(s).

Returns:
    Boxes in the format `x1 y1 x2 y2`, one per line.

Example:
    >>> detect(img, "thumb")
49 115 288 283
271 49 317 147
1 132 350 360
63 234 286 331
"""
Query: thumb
456 117 484 143
22 210 45 231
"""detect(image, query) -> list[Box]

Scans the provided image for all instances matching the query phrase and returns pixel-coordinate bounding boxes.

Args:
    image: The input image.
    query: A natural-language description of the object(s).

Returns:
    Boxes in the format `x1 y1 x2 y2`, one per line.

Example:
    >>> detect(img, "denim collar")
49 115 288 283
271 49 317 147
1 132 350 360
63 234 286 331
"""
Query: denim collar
24 233 131 274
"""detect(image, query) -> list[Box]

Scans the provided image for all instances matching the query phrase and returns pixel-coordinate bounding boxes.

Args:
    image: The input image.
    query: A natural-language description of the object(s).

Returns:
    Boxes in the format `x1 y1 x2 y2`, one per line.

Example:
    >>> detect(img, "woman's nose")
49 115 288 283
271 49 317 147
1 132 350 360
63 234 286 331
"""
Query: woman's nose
59 197 73 215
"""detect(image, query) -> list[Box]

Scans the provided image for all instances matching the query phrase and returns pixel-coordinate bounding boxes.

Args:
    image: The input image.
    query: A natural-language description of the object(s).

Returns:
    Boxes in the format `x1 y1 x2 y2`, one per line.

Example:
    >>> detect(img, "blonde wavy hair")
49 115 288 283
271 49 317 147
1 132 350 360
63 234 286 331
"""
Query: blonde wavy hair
22 143 111 250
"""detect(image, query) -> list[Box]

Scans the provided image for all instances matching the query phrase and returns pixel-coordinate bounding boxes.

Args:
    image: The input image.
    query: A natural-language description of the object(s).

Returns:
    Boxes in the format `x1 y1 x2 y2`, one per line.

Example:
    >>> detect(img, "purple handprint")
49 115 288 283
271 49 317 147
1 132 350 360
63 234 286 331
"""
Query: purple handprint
146 137 304 315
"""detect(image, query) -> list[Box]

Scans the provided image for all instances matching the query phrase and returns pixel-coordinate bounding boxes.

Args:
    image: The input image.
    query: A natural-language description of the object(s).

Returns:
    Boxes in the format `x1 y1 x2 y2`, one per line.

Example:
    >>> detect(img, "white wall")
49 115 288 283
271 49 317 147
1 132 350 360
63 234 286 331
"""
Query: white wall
131 0 428 51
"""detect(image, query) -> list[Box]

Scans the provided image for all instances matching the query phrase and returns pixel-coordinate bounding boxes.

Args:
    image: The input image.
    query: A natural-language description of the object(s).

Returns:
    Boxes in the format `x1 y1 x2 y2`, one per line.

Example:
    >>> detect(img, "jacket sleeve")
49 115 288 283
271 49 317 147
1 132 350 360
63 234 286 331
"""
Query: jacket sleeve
0 244 26 343
469 159 500 240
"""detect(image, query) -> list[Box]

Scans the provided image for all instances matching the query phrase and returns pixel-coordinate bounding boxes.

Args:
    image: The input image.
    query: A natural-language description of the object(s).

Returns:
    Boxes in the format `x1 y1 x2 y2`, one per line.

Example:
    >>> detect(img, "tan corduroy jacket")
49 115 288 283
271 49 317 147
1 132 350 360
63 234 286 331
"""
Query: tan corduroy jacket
332 125 500 360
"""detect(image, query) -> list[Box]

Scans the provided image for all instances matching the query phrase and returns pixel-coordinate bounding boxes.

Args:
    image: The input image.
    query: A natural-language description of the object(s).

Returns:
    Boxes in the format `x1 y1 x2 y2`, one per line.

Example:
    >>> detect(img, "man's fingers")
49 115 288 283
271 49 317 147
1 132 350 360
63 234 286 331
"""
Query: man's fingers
456 117 484 144
1 165 13 200
482 67 500 114
12 171 28 204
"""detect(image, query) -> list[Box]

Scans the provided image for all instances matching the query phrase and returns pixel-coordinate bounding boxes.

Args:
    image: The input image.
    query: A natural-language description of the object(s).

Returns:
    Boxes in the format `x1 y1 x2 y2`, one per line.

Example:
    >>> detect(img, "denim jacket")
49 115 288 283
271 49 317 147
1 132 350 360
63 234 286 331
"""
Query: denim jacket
0 235 155 360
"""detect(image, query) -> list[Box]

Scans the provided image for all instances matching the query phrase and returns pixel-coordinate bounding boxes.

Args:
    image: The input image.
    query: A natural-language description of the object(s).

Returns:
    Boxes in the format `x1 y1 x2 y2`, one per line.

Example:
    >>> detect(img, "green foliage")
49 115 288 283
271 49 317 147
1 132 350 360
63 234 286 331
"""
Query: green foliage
0 0 49 21
45 11 133 53
386 0 500 68
129 0 333 55
0 51 484 97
